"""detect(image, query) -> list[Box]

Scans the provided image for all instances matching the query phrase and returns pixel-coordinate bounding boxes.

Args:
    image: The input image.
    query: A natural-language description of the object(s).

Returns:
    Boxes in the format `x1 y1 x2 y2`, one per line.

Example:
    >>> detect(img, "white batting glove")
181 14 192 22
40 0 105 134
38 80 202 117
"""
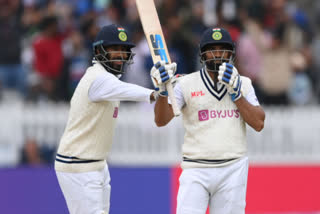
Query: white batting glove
218 62 242 102
150 60 177 96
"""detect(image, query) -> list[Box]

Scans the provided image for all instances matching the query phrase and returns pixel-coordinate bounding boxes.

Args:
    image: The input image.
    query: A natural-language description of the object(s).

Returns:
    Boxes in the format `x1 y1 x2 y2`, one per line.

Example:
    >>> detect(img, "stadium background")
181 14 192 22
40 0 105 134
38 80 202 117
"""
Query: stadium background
1 0 320 213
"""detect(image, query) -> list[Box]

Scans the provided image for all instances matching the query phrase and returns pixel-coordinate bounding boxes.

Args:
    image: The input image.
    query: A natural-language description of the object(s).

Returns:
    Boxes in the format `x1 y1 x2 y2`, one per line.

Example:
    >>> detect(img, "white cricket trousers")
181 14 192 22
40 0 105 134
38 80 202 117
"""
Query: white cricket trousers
56 164 111 214
177 157 249 214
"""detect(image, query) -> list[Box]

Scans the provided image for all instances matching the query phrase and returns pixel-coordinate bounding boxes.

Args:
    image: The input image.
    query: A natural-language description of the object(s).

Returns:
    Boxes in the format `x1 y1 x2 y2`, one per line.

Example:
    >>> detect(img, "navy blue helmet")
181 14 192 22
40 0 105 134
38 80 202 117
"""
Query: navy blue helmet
93 24 135 74
199 27 236 72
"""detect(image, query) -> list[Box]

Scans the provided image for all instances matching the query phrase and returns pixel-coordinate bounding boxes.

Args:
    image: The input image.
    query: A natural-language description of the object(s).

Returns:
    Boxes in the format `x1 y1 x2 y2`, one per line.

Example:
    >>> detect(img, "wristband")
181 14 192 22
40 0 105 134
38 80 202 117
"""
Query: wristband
159 91 168 97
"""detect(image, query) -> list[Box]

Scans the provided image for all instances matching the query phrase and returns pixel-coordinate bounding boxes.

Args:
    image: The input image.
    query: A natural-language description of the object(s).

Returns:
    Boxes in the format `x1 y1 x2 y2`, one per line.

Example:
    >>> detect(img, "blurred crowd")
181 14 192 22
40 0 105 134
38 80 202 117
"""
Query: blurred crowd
1 0 320 107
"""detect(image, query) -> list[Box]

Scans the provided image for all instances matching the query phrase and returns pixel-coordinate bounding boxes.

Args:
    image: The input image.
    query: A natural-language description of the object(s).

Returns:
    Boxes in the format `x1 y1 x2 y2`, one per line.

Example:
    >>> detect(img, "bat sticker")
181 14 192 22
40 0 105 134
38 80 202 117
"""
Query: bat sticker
150 34 169 63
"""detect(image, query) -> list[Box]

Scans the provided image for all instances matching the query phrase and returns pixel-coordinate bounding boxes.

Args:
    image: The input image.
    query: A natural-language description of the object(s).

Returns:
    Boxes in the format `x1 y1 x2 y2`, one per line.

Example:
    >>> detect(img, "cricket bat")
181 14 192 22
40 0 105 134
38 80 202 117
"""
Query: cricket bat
136 0 181 116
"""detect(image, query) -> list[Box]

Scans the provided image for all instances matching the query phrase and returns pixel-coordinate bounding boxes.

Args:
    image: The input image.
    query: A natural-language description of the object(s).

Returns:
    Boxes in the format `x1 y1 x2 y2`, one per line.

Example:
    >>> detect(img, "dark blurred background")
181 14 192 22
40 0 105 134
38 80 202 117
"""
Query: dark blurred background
1 0 320 213
0 0 319 105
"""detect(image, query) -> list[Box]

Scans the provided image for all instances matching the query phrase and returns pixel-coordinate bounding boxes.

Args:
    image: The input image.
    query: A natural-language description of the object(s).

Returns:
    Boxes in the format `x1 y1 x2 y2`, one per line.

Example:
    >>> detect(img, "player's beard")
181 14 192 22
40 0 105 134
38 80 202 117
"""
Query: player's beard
111 61 122 71
206 61 220 72
109 58 125 73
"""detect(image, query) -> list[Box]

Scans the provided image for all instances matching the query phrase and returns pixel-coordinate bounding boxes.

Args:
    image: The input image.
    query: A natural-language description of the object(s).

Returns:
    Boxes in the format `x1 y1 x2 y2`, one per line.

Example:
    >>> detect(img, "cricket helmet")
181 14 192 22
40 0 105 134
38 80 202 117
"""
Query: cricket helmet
199 27 236 72
93 24 135 74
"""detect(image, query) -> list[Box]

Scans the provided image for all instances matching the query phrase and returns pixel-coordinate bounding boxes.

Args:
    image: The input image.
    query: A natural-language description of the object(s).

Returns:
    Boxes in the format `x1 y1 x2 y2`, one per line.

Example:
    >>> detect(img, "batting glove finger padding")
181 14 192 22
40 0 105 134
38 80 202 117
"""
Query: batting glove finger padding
150 61 177 96
218 62 242 102
218 63 238 84
228 75 242 101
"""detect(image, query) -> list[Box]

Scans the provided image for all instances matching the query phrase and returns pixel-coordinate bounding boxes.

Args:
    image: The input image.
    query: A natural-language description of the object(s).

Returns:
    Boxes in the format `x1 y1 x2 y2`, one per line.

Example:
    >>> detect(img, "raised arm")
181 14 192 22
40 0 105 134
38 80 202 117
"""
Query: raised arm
150 61 178 127
154 97 174 127
234 97 265 131
218 62 265 132
88 72 154 103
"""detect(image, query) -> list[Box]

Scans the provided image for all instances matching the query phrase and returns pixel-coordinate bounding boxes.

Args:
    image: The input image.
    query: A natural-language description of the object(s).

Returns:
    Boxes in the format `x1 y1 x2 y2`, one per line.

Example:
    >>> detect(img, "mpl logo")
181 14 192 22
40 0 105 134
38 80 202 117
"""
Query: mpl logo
191 91 205 97
150 34 169 63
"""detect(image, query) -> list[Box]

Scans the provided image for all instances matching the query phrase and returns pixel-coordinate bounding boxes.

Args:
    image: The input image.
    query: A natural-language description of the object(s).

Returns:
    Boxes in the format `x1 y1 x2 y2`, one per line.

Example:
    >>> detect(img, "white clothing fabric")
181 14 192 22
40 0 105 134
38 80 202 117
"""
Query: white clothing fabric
55 63 153 173
171 74 260 110
55 62 154 214
170 69 258 214
88 67 153 103
175 69 256 168
177 157 249 214
56 164 111 214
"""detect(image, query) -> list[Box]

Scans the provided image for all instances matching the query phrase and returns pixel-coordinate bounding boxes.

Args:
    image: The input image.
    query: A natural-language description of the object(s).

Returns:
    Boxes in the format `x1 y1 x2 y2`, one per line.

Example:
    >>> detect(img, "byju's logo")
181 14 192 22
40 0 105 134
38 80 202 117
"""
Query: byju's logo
113 107 119 118
150 34 169 63
198 109 240 121
198 110 209 121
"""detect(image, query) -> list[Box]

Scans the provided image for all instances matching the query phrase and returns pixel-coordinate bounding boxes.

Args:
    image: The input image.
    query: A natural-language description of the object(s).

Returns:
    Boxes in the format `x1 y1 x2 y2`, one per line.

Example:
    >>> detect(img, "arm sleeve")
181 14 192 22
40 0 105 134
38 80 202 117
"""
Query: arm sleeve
168 82 185 110
245 84 260 106
88 72 154 103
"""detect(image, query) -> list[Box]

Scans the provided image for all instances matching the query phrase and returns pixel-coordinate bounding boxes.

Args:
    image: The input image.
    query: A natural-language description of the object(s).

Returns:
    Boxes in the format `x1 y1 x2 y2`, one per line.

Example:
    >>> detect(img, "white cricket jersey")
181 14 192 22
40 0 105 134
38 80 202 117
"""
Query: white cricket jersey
55 62 153 173
173 69 259 169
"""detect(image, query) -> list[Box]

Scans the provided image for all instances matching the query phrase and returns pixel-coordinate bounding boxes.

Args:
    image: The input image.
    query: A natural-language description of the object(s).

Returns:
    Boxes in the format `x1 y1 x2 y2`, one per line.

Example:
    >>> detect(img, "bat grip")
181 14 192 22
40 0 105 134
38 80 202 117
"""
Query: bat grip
166 81 181 117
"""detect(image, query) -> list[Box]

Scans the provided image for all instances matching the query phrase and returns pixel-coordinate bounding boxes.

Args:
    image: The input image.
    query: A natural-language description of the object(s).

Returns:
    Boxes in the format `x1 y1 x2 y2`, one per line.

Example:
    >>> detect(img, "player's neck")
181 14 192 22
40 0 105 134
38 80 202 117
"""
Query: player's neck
208 71 218 81
208 71 219 89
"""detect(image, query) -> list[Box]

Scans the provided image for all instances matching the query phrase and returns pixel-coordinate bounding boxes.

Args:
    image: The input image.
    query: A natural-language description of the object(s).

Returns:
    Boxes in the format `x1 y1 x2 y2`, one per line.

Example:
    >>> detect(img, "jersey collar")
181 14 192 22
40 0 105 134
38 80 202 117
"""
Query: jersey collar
200 68 227 101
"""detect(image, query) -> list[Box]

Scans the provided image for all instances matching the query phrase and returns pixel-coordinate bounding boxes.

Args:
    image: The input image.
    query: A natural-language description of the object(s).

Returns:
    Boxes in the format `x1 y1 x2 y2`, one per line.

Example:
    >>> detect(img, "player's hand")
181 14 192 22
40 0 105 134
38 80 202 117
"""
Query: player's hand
150 60 177 96
218 62 242 102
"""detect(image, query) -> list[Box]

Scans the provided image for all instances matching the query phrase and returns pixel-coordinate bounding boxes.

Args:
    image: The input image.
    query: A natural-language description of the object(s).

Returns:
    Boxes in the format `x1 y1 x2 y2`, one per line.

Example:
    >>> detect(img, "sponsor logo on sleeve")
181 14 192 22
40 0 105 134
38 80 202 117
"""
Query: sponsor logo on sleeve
113 107 119 118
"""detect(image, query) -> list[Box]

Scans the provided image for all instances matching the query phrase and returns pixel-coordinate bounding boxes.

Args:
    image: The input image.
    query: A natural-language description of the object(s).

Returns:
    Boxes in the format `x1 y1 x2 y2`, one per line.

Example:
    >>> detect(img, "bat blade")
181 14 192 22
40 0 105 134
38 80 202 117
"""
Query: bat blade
136 0 181 116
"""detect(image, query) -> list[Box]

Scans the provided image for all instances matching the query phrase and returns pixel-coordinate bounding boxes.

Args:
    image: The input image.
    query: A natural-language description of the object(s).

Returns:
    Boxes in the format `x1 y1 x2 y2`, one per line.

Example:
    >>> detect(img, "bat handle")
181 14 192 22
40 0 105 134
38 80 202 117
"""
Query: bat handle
166 81 181 117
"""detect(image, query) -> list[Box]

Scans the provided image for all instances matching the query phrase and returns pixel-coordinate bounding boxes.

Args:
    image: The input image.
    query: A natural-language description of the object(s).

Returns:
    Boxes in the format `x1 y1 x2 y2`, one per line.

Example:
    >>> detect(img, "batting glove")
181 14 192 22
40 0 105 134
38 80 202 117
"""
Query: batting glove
218 62 242 102
150 60 177 96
